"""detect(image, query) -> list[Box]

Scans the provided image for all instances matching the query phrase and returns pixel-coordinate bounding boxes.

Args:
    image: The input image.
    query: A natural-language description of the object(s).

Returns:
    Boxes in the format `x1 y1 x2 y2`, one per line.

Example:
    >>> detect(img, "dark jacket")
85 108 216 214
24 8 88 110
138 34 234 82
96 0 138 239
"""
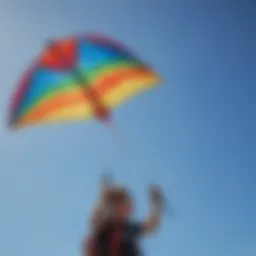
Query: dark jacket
84 221 143 256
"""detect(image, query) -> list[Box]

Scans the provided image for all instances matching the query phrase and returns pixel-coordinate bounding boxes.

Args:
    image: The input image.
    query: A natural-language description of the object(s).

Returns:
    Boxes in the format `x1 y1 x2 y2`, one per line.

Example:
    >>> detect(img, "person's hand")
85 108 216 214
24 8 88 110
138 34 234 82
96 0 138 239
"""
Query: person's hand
101 173 112 186
149 185 164 206
100 173 114 203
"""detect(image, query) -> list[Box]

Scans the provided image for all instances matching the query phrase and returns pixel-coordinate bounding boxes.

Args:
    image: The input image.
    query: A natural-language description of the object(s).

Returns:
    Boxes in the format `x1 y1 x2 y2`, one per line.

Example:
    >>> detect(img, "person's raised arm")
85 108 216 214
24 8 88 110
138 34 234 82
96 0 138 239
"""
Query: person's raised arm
90 174 113 234
141 185 164 234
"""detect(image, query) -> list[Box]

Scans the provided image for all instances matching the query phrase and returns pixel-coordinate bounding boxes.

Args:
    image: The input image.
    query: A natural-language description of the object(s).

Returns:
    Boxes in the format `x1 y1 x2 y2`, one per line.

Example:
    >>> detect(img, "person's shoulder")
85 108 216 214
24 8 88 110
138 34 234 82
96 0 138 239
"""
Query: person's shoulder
126 221 143 233
126 220 141 227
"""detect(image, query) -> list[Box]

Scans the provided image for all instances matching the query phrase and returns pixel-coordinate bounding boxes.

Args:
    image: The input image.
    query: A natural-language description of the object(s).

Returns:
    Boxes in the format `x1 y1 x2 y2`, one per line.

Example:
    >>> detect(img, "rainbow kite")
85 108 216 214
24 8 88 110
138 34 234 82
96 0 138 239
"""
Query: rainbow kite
8 34 160 128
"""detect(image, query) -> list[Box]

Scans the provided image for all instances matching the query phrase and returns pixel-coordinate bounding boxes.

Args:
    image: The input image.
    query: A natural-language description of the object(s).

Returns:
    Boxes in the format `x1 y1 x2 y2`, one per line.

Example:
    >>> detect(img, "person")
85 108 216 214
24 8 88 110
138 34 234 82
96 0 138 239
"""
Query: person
83 175 164 256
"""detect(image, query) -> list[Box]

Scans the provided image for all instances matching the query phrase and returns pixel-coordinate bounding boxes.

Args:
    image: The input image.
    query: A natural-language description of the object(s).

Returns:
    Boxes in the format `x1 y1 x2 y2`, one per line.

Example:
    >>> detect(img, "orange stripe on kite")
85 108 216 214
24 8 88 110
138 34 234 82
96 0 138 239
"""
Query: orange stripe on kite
19 68 156 123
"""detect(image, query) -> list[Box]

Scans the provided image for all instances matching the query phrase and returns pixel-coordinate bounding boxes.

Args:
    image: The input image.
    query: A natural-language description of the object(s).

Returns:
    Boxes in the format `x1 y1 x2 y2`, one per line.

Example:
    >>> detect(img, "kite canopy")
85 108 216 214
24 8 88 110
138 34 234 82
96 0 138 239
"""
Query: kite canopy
8 34 160 128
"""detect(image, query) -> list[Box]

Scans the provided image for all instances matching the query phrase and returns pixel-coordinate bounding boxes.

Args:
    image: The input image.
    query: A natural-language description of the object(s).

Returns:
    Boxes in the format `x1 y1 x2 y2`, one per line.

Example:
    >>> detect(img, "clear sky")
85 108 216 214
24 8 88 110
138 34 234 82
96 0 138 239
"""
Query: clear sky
0 1 255 256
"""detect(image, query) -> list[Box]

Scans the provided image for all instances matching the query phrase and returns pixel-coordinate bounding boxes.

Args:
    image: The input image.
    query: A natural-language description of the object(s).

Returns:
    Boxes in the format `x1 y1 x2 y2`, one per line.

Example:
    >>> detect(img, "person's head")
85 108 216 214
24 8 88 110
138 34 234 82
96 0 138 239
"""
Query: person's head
109 187 133 221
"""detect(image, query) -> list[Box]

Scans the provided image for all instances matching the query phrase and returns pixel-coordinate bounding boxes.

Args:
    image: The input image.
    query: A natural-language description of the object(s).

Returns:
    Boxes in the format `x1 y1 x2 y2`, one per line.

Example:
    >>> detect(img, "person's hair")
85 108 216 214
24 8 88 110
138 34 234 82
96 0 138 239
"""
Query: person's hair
108 187 131 206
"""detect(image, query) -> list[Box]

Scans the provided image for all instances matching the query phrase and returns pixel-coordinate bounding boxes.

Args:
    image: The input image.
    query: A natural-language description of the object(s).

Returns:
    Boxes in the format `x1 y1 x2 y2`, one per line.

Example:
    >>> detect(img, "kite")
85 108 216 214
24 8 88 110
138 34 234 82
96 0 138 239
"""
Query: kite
8 34 160 128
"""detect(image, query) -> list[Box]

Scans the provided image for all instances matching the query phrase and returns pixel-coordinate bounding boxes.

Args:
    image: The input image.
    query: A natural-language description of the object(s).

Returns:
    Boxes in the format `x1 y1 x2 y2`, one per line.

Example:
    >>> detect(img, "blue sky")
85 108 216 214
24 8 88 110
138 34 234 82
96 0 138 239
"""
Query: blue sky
0 1 255 256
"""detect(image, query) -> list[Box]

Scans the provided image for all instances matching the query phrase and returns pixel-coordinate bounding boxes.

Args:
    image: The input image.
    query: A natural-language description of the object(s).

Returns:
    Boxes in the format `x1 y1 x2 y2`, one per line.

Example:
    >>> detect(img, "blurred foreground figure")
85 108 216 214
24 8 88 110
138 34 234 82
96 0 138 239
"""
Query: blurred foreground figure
83 175 164 256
